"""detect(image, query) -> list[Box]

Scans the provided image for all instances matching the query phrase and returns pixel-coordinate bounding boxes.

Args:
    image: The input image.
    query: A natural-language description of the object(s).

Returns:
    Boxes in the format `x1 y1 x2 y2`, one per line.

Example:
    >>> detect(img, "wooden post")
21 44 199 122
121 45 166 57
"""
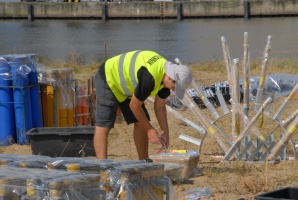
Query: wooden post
27 4 33 22
244 0 250 20
102 2 108 21
177 2 183 21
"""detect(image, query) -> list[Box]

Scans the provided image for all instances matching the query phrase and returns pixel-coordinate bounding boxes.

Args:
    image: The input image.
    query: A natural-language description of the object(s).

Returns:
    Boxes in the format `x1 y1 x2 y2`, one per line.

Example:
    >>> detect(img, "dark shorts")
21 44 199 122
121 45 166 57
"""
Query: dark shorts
95 63 150 128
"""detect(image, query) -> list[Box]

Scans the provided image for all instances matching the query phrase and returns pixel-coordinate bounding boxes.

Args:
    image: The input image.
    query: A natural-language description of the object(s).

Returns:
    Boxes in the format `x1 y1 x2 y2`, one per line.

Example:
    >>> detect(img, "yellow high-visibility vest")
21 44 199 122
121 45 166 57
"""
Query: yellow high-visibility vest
105 50 166 102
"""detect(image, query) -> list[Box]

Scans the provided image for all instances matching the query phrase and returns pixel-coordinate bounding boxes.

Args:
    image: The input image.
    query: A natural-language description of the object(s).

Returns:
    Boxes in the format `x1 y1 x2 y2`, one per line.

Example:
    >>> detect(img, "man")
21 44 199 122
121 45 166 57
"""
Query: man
93 50 192 161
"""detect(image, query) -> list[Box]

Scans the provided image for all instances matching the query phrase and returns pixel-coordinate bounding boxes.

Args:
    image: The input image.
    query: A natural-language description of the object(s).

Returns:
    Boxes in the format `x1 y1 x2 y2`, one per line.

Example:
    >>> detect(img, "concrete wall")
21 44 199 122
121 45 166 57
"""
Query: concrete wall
33 2 102 18
182 1 243 17
250 0 298 16
0 3 28 17
107 2 168 18
0 0 298 19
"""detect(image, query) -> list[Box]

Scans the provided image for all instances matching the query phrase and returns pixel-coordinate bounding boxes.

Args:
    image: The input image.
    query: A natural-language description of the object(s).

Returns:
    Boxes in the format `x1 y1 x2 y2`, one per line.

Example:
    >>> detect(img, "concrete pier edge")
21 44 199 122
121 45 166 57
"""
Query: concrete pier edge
0 0 298 20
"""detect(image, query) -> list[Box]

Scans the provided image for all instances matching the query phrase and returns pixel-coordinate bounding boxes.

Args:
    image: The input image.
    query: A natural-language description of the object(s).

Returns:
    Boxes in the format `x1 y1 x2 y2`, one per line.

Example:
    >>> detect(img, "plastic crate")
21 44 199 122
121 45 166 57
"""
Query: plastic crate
149 151 200 179
255 187 298 200
26 127 95 157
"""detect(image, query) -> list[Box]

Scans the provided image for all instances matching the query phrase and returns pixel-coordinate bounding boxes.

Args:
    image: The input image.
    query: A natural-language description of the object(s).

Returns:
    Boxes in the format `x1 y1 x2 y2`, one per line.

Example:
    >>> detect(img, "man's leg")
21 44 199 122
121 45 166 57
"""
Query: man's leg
94 126 111 159
94 64 118 159
133 122 149 160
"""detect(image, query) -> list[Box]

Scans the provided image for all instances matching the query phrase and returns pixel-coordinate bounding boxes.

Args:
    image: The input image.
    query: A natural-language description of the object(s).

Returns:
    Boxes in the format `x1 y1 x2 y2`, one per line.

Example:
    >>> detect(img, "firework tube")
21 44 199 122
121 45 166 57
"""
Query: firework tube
229 99 266 142
166 105 206 135
192 80 220 121
221 36 233 99
235 97 271 143
268 115 298 161
181 93 230 153
254 35 273 111
175 58 220 120
264 91 278 115
273 83 298 121
280 109 298 128
231 58 241 142
214 83 229 115
179 133 202 146
148 97 206 135
224 97 272 160
242 32 250 117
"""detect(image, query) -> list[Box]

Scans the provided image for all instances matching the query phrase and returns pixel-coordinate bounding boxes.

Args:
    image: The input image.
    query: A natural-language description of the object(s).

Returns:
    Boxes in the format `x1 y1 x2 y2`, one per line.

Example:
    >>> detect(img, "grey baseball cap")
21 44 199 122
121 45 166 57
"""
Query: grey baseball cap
164 61 192 100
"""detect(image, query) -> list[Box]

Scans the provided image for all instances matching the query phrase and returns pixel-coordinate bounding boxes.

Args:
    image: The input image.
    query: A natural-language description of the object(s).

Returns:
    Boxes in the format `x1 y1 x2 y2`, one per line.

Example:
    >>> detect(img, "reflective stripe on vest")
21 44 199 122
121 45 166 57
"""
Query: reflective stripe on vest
118 50 141 96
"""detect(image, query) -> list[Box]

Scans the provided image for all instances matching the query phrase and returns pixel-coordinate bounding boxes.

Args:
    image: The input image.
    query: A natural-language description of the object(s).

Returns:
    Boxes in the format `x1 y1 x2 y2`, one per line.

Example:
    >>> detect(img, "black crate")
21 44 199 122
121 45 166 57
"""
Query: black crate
255 187 298 200
26 127 95 157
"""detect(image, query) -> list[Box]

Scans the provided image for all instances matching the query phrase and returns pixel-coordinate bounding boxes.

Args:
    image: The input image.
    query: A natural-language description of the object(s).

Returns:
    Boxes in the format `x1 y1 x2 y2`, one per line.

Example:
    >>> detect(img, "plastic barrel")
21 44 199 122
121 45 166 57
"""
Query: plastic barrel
0 59 16 145
27 54 42 128
9 55 33 144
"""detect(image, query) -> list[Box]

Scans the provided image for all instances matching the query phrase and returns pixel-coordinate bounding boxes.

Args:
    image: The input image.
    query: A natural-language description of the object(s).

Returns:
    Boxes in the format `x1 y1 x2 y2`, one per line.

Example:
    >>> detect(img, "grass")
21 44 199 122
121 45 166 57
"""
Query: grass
34 55 298 90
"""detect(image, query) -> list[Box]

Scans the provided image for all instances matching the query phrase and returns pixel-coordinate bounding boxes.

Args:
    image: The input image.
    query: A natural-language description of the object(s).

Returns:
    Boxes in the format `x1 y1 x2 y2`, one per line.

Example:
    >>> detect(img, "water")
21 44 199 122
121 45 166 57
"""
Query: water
1 18 298 64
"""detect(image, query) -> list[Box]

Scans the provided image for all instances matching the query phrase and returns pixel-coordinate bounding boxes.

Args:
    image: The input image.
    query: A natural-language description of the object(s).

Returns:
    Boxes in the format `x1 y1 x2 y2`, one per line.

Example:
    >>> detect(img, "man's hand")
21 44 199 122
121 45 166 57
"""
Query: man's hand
147 128 160 144
155 131 169 154
160 131 169 148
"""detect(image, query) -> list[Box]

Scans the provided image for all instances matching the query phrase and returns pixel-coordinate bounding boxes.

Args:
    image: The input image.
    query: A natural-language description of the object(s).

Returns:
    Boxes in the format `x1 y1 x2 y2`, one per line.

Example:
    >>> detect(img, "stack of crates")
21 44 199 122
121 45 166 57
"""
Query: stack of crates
0 167 102 200
0 154 172 200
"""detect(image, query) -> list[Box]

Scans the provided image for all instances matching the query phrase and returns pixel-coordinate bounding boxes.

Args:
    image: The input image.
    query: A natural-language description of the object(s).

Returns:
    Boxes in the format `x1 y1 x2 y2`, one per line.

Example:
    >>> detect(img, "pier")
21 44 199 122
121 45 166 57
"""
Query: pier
0 0 298 20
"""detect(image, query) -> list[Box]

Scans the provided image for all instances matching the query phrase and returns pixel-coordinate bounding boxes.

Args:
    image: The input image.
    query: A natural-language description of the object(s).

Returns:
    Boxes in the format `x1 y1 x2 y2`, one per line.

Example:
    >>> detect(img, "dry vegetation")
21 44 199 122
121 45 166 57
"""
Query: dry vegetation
0 55 298 199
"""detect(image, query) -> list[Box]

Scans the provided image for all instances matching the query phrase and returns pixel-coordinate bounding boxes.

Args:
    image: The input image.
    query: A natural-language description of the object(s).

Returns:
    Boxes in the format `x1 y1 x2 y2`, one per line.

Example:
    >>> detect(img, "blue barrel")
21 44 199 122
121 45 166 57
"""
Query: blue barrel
0 58 16 145
9 55 33 145
27 54 42 128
